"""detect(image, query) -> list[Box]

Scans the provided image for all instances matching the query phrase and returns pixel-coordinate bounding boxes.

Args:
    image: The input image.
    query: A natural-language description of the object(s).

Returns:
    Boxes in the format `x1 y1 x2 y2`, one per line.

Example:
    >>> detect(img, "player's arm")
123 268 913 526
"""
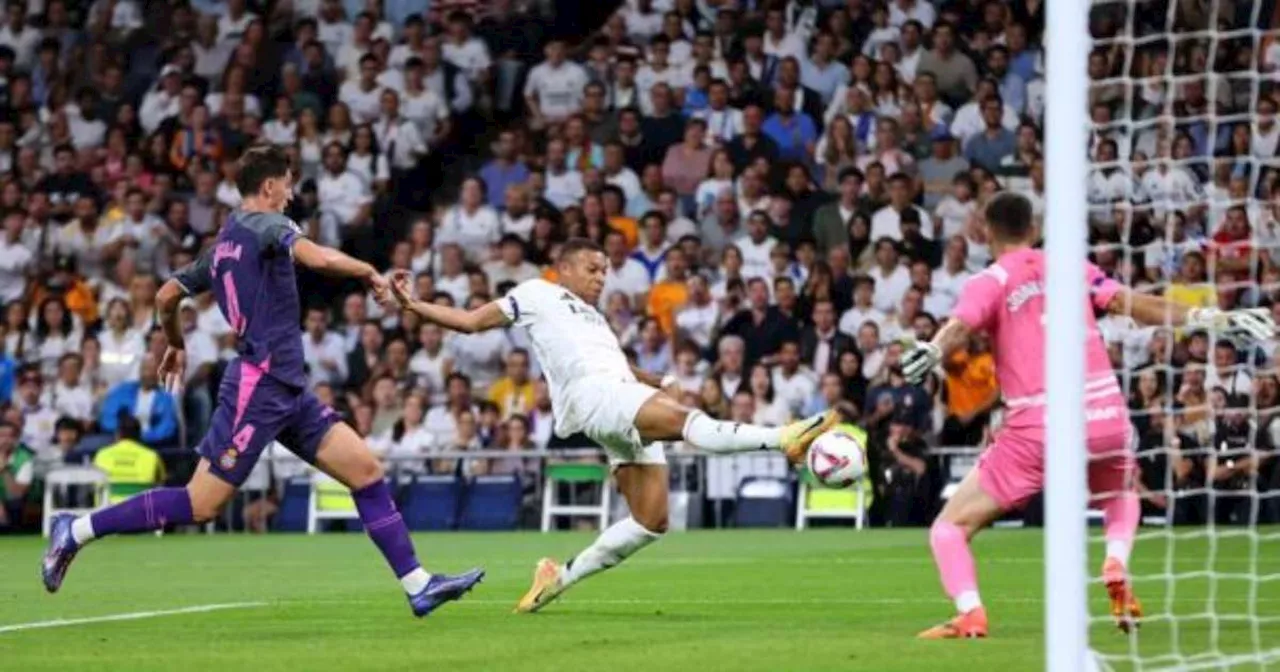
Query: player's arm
156 249 213 390
291 237 380 285
386 271 509 334
1104 285 1275 341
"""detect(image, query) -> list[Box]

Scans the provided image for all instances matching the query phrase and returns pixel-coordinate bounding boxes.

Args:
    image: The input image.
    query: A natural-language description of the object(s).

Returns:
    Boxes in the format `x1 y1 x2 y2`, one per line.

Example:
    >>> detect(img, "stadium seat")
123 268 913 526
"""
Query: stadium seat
41 466 109 537
794 468 868 530
306 472 361 534
400 475 463 531
459 475 523 530
274 477 312 532
733 476 792 528
541 462 611 532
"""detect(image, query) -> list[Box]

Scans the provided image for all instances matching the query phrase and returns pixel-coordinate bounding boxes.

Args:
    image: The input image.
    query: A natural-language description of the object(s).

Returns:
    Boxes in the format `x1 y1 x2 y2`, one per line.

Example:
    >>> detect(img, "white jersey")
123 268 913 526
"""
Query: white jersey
498 279 636 436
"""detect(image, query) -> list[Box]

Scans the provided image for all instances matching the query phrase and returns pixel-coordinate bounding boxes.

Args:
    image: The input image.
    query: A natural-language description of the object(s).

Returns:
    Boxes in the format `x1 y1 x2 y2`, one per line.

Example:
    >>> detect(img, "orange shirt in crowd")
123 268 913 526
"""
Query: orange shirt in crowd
646 280 688 336
945 349 998 418
608 216 639 249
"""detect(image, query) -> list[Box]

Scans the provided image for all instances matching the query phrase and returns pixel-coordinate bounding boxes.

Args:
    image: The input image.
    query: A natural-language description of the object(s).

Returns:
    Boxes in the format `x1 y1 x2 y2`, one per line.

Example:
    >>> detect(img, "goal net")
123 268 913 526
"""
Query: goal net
1081 0 1280 669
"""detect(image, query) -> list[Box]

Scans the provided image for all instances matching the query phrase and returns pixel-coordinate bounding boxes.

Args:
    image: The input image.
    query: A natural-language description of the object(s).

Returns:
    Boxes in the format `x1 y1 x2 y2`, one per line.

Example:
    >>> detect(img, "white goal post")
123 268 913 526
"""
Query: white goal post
1044 0 1091 669
1048 1 1280 670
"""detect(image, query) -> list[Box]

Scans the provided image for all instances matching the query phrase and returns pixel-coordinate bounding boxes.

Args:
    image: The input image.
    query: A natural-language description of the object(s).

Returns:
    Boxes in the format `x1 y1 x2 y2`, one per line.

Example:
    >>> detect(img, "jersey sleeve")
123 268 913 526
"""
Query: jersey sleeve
171 249 214 296
255 213 304 254
497 279 545 328
1086 263 1124 313
950 271 1002 332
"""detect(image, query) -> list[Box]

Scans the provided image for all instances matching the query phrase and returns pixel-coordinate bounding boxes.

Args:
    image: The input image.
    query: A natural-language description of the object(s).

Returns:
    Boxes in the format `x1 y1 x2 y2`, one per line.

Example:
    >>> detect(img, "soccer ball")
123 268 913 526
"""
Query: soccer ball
806 430 866 489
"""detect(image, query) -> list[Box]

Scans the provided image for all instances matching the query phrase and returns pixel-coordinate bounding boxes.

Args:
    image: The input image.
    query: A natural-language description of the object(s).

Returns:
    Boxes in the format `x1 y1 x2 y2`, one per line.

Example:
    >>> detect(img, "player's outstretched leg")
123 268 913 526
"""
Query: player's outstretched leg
918 469 1003 640
631 391 839 460
313 423 484 617
43 461 234 593
515 462 667 613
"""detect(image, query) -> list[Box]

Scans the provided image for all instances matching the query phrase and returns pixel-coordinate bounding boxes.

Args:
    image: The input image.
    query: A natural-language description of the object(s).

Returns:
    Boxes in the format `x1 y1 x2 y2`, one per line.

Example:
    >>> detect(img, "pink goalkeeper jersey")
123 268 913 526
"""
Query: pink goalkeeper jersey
951 248 1129 433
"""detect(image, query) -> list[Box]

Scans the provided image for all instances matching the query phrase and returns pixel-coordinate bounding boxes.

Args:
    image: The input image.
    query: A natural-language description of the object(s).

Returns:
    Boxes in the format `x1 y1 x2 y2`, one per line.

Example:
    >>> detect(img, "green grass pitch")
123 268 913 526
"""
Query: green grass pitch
1 528 1277 671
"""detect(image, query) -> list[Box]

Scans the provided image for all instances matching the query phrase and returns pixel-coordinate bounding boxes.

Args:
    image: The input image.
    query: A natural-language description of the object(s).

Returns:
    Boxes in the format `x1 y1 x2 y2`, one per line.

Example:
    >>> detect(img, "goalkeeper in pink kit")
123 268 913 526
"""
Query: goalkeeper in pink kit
902 193 1276 639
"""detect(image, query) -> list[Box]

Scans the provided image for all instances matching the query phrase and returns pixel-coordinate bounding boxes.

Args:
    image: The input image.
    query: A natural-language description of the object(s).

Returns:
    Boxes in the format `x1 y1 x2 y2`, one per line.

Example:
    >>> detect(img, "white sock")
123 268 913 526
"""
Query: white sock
681 411 784 454
71 516 96 546
399 567 432 595
955 590 983 614
1106 539 1133 567
561 517 662 588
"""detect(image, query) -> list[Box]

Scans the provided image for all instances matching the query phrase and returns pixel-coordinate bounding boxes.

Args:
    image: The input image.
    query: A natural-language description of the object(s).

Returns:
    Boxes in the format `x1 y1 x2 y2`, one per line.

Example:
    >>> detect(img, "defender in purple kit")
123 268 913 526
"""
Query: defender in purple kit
41 146 483 617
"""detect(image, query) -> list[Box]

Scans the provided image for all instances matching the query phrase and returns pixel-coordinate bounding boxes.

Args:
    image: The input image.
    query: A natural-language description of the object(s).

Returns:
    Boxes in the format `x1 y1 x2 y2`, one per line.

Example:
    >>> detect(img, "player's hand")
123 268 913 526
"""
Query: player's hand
158 346 186 394
387 270 414 307
900 337 941 385
1187 307 1276 342
367 272 393 307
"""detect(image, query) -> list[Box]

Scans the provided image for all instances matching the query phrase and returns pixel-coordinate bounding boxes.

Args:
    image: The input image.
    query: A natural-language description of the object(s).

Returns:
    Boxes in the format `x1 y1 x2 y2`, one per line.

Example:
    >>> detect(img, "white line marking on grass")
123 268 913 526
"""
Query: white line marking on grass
0 602 268 635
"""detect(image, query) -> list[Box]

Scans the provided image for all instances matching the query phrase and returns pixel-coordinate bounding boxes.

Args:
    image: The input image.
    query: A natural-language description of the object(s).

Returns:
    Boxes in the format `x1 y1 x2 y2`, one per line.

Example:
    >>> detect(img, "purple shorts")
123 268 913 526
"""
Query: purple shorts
198 359 340 487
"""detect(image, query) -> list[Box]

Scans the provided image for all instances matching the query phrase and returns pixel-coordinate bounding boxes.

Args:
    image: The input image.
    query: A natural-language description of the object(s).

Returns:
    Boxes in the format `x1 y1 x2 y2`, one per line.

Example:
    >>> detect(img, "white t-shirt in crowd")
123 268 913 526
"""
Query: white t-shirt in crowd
436 205 502 260
523 61 591 121
868 264 912 313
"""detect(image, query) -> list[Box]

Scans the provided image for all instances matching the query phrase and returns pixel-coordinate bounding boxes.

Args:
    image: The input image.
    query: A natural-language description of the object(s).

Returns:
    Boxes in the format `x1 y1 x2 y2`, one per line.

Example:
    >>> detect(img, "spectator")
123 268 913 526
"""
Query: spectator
963 96 1018 172
302 306 348 388
426 372 477 453
601 229 651 309
92 413 164 503
762 87 818 163
316 142 372 247
41 353 92 426
771 339 817 416
721 277 799 369
915 22 976 105
97 353 179 447
483 234 540 293
661 118 713 200
646 246 690 336
881 413 937 527
867 238 911 313
0 421 32 529
370 391 434 475
524 38 589 128
940 332 998 448
674 274 719 352
448 294 510 391
748 363 790 426
488 349 535 419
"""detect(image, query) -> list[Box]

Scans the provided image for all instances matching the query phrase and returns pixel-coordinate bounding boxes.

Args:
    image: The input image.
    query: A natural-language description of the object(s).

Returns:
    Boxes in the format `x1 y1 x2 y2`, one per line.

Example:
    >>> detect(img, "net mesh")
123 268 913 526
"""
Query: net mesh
1086 1 1280 669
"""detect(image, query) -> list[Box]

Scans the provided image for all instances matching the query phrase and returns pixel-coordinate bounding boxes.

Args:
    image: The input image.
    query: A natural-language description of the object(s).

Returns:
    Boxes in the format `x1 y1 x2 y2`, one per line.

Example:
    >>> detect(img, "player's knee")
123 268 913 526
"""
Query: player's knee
633 506 669 534
185 488 225 524
347 456 385 490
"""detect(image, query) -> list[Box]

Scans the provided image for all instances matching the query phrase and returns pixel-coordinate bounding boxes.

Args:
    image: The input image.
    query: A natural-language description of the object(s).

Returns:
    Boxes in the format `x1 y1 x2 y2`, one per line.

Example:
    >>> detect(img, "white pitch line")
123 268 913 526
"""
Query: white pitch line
0 602 268 635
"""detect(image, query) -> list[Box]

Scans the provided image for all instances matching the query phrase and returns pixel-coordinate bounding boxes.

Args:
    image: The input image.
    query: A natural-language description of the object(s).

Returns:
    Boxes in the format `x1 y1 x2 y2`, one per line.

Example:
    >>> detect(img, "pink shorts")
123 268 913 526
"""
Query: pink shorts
977 425 1137 511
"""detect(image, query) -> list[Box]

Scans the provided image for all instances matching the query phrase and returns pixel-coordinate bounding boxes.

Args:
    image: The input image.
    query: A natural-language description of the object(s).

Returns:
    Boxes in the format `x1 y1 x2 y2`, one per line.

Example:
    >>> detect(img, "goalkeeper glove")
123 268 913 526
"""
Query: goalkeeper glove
1186 307 1277 342
900 337 942 385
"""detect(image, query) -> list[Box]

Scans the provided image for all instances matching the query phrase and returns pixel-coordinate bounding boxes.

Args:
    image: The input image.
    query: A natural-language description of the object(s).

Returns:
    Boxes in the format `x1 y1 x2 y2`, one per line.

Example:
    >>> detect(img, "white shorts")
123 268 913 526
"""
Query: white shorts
557 377 668 467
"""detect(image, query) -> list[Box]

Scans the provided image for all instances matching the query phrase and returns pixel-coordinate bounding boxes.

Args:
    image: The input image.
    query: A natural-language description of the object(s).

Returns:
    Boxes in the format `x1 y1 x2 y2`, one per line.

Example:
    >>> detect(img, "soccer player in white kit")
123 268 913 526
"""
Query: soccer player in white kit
387 238 837 612
901 193 1275 638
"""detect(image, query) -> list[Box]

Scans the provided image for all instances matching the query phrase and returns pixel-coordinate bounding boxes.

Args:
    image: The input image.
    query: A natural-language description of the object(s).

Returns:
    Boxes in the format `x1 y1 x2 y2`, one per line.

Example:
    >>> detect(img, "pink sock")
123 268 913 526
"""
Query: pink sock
1102 493 1140 566
930 521 981 613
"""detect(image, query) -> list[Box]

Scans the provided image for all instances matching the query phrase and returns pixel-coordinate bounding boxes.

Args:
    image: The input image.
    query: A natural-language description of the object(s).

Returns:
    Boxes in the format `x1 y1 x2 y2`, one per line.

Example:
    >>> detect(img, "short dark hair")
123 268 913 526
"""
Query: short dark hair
559 237 604 263
236 145 291 195
984 191 1034 241
116 411 142 441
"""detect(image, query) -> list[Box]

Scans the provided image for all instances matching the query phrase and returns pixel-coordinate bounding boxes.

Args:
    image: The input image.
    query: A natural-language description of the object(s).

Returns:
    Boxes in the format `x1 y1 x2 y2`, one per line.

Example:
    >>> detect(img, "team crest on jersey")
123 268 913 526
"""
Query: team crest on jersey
219 448 238 471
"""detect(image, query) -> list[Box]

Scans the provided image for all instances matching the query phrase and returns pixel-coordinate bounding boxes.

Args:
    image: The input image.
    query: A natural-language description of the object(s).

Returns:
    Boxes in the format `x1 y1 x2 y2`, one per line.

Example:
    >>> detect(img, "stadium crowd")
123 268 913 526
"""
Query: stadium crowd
1 0 1279 532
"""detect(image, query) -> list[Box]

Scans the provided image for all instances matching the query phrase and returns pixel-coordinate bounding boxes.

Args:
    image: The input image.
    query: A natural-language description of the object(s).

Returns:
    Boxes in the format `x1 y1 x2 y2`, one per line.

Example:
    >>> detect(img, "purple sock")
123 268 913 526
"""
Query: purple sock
353 480 421 579
89 487 194 537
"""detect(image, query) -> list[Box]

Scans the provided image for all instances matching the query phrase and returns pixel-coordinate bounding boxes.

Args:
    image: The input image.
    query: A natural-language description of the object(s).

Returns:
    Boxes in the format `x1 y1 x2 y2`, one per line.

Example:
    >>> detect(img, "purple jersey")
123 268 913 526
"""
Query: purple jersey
173 210 307 389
